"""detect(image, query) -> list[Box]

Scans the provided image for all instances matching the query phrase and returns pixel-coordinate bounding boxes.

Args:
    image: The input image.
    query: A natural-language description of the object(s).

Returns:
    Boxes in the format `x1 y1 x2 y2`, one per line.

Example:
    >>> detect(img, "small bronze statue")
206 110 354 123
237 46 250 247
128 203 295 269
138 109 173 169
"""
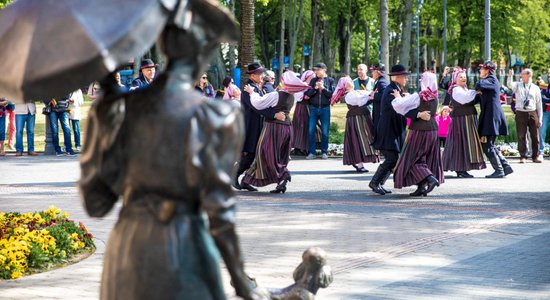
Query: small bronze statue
79 0 268 299
269 247 333 300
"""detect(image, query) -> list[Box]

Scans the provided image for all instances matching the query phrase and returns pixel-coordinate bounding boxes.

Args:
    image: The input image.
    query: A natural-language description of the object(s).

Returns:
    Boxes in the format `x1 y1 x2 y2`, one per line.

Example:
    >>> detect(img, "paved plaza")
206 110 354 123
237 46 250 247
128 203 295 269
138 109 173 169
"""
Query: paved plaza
0 154 549 299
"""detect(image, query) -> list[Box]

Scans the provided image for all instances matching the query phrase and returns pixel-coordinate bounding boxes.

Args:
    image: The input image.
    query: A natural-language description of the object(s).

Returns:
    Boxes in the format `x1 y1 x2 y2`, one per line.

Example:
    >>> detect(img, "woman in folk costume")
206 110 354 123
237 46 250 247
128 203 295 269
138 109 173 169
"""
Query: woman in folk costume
442 68 486 177
242 71 310 193
291 70 320 154
391 71 444 196
330 76 379 172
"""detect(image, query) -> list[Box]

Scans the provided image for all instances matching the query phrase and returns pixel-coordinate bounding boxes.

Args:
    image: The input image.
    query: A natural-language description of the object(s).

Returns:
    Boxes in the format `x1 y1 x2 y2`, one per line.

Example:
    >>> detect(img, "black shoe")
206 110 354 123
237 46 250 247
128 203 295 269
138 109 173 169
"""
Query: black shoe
409 185 427 197
380 186 392 194
503 165 513 176
353 165 369 173
424 175 439 194
240 182 258 192
369 181 386 195
232 177 242 190
485 170 505 178
270 179 288 194
456 171 474 178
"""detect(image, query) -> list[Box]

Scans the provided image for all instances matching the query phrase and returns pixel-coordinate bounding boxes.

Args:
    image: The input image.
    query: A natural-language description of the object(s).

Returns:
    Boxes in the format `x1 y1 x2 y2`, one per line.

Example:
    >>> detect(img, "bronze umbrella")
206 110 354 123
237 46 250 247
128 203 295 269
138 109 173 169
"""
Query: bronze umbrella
0 0 176 103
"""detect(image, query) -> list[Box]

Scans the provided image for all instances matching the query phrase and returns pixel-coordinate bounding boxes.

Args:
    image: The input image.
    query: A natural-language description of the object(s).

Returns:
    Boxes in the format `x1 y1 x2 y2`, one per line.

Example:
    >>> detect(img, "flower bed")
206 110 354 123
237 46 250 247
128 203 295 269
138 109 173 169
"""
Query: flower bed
0 206 95 279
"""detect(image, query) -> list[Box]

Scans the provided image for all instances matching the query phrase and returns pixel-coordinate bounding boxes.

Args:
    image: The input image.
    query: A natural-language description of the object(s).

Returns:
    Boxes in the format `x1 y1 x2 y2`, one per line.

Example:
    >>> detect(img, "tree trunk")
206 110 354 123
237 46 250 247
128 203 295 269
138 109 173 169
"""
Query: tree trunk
288 0 305 71
278 0 286 79
240 0 255 87
300 17 307 72
399 0 414 67
380 0 389 77
364 21 370 66
322 20 336 75
343 0 352 75
228 0 237 71
310 0 321 68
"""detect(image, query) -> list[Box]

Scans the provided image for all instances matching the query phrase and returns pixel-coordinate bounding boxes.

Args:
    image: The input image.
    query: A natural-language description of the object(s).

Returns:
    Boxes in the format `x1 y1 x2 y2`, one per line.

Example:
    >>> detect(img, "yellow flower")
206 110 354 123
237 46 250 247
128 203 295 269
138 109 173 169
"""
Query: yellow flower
10 271 22 279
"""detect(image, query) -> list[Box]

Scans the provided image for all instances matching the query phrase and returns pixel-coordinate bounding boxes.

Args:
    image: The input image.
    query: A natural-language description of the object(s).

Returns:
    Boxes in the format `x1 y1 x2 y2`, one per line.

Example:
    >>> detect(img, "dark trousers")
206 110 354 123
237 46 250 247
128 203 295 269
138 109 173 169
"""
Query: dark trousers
515 110 540 159
371 150 400 185
236 152 255 177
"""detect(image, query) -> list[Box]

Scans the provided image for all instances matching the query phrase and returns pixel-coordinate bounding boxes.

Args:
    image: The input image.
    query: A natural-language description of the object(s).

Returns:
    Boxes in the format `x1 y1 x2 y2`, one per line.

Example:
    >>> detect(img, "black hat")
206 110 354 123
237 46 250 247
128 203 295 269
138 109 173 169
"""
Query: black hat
247 62 267 74
370 63 386 73
479 60 496 72
388 64 410 76
313 63 327 70
140 59 156 69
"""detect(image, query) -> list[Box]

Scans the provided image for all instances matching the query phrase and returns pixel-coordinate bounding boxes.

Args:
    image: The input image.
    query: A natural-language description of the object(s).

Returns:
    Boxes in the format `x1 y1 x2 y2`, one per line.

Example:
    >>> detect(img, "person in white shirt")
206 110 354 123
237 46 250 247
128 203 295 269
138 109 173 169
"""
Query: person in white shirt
330 76 379 172
68 89 84 151
507 68 543 163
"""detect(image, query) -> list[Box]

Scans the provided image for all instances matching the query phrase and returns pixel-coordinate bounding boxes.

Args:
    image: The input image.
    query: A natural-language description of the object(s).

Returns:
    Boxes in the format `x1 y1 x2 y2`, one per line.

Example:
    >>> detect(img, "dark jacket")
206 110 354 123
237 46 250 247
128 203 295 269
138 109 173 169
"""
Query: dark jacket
475 74 508 136
131 74 152 90
304 77 335 108
240 79 276 153
542 86 550 111
372 81 408 152
439 74 452 105
262 82 275 94
372 76 389 134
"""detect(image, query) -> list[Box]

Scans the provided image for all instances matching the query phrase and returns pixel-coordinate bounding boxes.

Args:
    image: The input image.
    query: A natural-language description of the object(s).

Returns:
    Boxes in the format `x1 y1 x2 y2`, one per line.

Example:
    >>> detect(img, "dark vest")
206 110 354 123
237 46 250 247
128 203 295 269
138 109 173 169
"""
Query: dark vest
450 96 477 117
266 91 294 125
346 104 370 118
409 99 438 131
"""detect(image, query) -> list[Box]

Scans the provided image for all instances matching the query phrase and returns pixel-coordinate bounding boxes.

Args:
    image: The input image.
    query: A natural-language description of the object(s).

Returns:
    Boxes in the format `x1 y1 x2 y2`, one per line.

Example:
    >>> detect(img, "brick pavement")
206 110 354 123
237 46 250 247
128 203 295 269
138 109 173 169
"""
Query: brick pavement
0 154 549 299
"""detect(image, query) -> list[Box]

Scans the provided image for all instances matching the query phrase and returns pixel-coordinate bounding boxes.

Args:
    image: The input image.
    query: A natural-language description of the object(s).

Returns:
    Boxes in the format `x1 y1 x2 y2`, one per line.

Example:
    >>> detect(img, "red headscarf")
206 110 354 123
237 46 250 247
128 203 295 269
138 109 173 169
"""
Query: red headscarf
447 67 465 94
330 76 352 105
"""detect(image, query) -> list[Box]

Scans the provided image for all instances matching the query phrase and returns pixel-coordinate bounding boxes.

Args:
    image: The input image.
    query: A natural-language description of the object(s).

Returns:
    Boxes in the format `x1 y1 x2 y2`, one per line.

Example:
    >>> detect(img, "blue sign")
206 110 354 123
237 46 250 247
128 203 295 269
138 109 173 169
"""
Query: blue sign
272 58 279 70
303 45 310 56
233 68 241 88
283 56 290 68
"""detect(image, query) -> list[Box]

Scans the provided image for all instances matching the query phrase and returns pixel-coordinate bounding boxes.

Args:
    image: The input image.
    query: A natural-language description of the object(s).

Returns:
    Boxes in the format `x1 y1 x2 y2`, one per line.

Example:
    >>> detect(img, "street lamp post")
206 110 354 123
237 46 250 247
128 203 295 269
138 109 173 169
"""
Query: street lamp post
443 0 447 67
484 0 491 61
413 0 424 91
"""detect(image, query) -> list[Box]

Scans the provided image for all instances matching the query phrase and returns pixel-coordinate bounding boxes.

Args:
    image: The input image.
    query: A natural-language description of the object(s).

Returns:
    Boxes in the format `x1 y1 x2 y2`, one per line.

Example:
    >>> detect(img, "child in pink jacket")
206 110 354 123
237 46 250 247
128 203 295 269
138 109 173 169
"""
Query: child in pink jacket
435 106 452 148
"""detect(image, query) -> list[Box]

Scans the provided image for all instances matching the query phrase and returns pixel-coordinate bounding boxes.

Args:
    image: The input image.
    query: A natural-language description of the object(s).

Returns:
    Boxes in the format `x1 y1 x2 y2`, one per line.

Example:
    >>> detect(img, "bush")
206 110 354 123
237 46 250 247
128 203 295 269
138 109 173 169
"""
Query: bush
0 206 95 280
329 122 344 144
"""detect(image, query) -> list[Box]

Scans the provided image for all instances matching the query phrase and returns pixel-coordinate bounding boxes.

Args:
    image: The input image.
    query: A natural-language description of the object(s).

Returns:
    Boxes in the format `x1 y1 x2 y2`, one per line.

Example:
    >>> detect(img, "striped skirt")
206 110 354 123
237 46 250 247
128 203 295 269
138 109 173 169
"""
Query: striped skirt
243 122 292 187
393 129 444 189
291 103 320 151
442 114 486 171
343 114 380 165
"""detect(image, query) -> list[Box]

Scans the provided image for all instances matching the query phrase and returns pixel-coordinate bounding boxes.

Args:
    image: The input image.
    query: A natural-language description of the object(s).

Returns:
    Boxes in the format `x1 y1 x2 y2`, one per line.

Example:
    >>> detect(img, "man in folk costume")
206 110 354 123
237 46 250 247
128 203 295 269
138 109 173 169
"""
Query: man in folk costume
241 72 311 193
369 64 410 195
291 70 317 155
475 61 513 178
234 62 285 191
369 63 388 136
390 71 444 196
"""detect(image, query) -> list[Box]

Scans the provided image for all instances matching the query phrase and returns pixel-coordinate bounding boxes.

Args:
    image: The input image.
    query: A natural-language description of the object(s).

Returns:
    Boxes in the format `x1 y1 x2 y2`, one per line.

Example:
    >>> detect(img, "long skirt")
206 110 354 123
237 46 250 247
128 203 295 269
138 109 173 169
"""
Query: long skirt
101 203 225 300
243 122 292 187
343 114 380 165
393 129 444 188
291 102 320 151
442 114 486 171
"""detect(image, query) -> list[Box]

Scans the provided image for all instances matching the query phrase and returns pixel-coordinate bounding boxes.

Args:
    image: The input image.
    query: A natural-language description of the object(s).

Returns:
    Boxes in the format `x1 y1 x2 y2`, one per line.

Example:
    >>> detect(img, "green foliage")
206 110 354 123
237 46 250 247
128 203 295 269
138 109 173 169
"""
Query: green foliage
329 122 344 144
0 0 13 9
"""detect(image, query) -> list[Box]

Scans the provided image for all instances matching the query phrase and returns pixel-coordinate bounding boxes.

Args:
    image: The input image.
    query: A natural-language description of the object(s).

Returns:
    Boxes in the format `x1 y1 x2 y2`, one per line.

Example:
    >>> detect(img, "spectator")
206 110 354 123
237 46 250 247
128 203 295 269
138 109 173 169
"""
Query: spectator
68 89 84 152
0 98 15 156
47 94 75 156
5 103 15 151
507 68 543 163
539 68 550 158
262 70 276 93
439 66 453 105
194 73 215 97
115 71 128 91
130 59 157 91
87 81 102 101
13 100 36 156
222 76 241 102
304 63 335 159
353 63 375 92
435 106 452 148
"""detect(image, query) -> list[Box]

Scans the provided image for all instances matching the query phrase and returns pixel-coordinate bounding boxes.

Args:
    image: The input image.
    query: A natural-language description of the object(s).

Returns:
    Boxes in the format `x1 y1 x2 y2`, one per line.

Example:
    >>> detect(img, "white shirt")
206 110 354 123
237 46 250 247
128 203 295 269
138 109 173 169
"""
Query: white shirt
294 91 305 102
345 90 371 106
392 93 420 116
452 86 477 104
507 78 542 121
68 90 84 120
249 91 280 110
